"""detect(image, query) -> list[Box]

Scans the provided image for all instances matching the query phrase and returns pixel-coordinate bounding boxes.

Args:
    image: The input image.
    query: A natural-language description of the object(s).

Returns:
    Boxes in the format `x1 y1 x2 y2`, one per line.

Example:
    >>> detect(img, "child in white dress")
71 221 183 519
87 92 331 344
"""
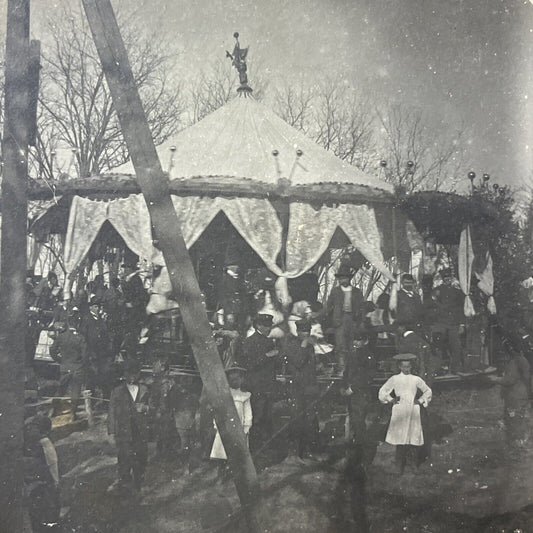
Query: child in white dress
210 367 252 478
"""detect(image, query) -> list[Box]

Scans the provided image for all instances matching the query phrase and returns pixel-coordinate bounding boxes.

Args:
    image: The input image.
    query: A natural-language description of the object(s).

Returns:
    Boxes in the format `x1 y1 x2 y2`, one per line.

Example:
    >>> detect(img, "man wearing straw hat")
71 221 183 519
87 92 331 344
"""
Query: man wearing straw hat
378 353 432 473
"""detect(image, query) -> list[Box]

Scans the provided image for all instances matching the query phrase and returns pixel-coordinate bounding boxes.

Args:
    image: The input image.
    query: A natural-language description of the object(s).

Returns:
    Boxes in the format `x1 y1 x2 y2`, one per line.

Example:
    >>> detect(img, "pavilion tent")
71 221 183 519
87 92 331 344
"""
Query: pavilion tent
60 95 415 295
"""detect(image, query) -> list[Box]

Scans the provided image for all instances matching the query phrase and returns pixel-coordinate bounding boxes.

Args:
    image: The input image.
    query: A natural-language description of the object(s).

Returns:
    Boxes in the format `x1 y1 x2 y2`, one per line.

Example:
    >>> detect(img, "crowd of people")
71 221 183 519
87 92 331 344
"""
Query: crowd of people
22 260 533 531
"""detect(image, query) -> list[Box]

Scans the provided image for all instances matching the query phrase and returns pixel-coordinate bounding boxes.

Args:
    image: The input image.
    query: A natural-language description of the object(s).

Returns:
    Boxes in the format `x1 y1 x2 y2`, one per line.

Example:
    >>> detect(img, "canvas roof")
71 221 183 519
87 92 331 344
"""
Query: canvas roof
114 95 393 196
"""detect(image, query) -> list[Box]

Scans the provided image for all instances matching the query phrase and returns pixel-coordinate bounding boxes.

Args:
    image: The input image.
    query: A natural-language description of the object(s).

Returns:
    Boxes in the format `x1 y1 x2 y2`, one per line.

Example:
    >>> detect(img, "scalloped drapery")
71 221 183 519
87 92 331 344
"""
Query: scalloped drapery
64 194 282 277
63 195 393 296
280 202 394 281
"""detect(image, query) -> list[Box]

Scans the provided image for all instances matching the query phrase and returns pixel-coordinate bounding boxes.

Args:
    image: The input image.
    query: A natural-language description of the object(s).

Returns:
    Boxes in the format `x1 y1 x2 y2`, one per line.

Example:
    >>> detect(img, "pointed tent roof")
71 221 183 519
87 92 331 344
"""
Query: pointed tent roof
115 95 394 201
28 95 394 203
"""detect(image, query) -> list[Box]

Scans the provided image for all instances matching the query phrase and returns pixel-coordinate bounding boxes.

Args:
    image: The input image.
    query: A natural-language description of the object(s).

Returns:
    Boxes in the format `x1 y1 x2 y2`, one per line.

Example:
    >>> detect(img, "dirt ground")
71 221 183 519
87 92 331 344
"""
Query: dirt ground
44 383 533 533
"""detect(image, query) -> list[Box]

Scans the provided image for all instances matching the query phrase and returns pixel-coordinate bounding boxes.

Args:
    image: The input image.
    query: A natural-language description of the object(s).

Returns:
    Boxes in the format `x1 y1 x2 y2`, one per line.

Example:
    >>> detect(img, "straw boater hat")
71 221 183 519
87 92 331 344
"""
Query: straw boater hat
392 353 417 361
225 365 247 374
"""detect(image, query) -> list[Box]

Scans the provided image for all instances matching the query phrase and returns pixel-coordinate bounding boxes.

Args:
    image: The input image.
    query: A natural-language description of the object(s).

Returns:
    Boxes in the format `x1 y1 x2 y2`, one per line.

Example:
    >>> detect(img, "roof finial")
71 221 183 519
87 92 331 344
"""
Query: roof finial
226 32 253 95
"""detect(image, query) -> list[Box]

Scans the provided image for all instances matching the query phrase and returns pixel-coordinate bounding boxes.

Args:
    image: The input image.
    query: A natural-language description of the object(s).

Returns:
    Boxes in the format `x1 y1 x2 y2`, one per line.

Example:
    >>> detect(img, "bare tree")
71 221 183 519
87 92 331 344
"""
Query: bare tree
272 80 315 135
273 78 377 171
31 5 185 179
376 103 466 194
188 58 268 124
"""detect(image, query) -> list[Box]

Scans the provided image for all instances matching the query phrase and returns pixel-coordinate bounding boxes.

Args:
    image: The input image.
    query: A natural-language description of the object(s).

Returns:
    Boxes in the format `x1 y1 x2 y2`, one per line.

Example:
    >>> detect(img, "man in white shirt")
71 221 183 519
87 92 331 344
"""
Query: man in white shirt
378 353 432 473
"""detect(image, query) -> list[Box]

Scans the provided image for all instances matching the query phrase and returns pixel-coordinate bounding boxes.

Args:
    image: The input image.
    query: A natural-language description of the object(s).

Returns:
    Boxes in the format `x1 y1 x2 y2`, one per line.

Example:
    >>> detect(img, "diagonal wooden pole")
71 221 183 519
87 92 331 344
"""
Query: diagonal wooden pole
80 1 262 530
0 1 31 531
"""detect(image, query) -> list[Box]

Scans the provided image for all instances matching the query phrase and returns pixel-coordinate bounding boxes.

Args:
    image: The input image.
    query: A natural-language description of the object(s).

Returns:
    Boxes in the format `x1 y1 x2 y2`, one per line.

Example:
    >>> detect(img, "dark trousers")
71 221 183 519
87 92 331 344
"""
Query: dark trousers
395 445 423 472
288 394 318 457
440 324 463 373
348 395 369 446
249 393 273 454
117 436 148 491
334 314 355 368
29 484 60 533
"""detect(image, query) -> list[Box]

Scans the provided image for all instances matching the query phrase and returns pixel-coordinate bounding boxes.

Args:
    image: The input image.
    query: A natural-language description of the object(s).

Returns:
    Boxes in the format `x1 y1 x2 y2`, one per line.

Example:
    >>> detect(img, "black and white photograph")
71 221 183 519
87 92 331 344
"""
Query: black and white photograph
1 1 533 531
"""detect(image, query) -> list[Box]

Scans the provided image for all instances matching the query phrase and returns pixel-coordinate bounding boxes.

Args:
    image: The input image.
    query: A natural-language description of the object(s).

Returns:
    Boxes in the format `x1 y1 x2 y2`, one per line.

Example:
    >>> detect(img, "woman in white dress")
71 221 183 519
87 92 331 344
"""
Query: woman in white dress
378 353 432 473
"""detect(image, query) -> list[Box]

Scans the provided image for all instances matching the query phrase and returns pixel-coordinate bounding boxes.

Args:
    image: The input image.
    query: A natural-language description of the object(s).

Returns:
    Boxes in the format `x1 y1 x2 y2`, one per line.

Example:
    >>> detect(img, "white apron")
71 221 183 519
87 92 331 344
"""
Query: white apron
378 373 432 446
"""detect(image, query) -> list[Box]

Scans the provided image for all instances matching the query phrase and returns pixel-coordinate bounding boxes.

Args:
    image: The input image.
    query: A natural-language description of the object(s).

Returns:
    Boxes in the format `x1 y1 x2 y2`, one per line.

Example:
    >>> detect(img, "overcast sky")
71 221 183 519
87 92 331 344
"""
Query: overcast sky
3 0 533 191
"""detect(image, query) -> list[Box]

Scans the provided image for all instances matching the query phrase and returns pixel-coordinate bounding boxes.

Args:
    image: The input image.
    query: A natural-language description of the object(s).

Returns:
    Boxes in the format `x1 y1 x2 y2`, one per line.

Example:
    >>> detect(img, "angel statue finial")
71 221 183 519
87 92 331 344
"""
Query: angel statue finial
226 32 252 94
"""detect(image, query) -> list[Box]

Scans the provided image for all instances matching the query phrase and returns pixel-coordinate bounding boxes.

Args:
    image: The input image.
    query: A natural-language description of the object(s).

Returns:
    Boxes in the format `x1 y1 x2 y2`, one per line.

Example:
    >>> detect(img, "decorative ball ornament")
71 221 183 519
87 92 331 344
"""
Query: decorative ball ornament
272 149 279 157
406 160 414 168
170 146 176 152
482 173 490 182
493 184 499 192
380 160 387 168
234 32 239 39
296 149 303 157
468 171 476 180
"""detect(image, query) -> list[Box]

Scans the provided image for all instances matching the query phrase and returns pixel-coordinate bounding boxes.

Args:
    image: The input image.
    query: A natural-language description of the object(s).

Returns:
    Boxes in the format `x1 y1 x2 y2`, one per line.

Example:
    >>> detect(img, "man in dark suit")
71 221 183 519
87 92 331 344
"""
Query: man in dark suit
326 264 364 371
394 274 424 332
79 296 113 397
240 313 278 454
108 358 150 494
284 320 319 459
431 268 465 373
120 263 148 336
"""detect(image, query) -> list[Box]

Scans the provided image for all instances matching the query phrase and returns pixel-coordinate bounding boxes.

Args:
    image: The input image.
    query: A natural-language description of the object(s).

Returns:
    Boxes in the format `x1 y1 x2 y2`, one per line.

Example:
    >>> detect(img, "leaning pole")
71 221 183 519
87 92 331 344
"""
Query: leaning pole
80 1 264 530
0 0 30 531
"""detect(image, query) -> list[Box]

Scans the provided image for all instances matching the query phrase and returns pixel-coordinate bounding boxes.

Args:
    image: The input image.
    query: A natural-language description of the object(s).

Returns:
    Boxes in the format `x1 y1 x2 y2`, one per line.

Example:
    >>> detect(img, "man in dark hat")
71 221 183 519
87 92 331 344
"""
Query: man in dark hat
394 274 424 331
240 313 279 453
431 268 465 373
108 358 150 495
284 319 319 460
342 327 376 451
326 264 365 371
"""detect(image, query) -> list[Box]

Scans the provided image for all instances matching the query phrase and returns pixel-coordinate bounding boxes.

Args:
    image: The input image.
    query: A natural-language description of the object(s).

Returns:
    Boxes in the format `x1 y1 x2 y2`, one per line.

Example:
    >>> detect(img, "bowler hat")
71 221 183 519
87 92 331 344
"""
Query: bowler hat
335 264 354 278
255 313 273 327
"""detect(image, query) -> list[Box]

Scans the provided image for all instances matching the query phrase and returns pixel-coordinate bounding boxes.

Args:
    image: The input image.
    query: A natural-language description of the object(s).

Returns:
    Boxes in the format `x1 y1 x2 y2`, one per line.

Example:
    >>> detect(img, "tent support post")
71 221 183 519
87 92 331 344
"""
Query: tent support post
0 1 31 530
80 1 263 530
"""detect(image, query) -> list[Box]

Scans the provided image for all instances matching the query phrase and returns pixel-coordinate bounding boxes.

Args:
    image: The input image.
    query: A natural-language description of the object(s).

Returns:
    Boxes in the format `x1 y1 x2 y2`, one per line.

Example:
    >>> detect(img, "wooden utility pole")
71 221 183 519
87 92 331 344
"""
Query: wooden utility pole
80 1 263 530
0 1 31 531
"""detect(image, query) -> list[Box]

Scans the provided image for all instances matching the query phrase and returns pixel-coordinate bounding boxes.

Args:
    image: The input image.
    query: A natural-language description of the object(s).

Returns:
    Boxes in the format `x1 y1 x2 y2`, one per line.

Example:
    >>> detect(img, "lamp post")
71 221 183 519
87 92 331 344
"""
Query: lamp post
468 171 476 195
